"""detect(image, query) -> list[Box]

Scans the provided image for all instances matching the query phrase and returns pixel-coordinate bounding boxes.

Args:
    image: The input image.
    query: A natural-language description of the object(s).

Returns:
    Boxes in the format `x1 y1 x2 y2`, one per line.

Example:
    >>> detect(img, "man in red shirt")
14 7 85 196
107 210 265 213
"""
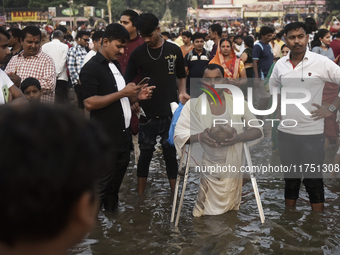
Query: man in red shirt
119 10 145 75
119 9 146 164
330 30 340 61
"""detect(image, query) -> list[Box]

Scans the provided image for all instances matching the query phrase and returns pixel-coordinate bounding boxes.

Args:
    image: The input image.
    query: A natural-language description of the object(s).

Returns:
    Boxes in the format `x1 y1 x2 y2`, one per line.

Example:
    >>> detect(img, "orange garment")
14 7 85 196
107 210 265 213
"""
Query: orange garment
209 40 244 79
180 45 194 58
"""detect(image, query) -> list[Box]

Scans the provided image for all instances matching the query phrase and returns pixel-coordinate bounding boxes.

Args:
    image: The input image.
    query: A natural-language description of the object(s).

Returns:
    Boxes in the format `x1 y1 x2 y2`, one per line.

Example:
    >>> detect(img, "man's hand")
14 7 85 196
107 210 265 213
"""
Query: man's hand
200 128 218 148
7 72 21 88
137 84 155 101
131 102 140 114
219 128 239 147
179 92 190 105
310 103 334 121
121 82 143 98
8 90 12 102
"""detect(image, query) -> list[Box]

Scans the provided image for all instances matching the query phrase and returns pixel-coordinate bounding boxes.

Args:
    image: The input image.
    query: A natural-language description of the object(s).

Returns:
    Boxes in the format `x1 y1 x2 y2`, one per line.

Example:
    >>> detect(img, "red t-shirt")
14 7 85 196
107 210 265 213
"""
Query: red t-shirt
118 35 145 75
330 39 340 60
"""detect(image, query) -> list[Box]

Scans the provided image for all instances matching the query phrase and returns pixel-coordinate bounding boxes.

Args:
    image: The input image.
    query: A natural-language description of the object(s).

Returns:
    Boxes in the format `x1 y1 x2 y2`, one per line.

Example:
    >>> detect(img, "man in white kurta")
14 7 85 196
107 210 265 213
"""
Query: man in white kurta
174 64 263 217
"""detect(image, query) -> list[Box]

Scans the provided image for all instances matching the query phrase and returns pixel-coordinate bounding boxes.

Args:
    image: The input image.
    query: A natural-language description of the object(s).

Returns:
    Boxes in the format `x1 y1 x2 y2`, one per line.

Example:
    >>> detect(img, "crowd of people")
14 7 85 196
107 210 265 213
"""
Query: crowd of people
2 10 340 254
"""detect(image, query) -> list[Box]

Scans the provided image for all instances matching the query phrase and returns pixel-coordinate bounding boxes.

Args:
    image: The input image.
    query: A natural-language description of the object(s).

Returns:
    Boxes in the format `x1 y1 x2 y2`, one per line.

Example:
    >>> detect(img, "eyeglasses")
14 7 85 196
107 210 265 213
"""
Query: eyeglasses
81 38 90 42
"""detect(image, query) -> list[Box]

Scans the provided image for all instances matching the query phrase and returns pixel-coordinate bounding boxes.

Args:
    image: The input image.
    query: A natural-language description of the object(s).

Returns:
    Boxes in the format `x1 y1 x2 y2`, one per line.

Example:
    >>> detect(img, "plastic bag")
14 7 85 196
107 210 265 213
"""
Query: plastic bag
167 102 184 146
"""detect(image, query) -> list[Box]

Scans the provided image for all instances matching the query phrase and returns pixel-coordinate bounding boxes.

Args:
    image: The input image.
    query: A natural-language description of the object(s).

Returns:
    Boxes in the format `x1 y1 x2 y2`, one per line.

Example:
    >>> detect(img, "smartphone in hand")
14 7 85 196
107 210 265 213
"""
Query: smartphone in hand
137 77 150 86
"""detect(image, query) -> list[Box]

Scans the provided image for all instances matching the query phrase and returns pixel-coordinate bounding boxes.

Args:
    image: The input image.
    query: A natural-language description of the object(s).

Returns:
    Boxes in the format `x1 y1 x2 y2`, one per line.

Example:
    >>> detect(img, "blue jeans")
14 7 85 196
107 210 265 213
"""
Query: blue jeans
278 131 324 203
137 117 177 179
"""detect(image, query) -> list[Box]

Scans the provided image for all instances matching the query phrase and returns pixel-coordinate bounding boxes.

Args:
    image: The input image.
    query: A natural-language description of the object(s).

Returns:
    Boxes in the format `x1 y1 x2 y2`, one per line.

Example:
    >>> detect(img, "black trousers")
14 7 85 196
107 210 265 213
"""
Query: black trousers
278 131 325 203
55 79 69 104
99 133 131 211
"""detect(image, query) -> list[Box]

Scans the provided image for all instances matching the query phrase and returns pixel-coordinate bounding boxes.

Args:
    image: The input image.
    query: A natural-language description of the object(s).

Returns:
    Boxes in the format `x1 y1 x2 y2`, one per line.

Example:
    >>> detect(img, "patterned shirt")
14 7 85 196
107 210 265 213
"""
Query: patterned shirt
67 44 87 86
5 49 56 104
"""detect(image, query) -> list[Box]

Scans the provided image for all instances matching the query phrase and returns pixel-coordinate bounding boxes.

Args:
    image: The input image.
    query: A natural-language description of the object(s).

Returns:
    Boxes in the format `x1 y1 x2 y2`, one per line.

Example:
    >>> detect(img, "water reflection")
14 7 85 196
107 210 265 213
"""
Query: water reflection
69 137 340 255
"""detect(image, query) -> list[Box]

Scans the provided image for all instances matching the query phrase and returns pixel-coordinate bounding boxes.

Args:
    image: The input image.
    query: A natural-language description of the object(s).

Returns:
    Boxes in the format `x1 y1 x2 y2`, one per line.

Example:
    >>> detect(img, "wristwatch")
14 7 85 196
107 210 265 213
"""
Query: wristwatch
329 104 337 113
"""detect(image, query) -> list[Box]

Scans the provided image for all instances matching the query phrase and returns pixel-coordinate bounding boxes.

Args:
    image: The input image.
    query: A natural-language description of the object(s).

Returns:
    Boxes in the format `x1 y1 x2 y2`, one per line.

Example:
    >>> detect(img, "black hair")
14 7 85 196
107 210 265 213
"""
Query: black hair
305 17 317 34
65 33 73 41
260 26 274 37
8 28 20 40
161 31 170 39
103 23 129 43
21 26 41 41
244 35 254 49
182 31 192 38
284 22 307 36
192 32 205 42
21 77 41 93
209 23 222 37
233 34 243 41
92 30 104 42
171 32 177 39
276 32 282 39
311 29 330 49
219 38 232 48
56 26 67 34
0 105 112 246
135 13 159 36
75 30 91 40
281 44 289 51
202 63 224 78
120 9 139 27
336 30 340 39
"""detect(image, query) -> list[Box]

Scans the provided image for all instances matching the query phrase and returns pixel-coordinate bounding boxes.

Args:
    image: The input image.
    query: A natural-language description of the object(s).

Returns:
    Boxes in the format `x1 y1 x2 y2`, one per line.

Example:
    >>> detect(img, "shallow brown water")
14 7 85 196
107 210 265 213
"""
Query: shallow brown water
69 137 340 255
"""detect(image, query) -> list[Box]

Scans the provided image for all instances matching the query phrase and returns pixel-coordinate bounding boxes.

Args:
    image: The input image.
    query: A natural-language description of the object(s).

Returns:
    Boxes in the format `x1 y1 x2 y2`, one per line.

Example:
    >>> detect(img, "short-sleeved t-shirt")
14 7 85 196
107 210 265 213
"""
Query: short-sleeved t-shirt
252 41 274 78
184 49 210 82
312 46 335 61
0 69 14 105
124 41 186 118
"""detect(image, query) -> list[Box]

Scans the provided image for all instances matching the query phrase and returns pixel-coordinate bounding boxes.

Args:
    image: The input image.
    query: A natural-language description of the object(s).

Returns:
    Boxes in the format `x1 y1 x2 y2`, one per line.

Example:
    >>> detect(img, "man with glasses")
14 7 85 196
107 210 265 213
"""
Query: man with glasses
67 31 90 109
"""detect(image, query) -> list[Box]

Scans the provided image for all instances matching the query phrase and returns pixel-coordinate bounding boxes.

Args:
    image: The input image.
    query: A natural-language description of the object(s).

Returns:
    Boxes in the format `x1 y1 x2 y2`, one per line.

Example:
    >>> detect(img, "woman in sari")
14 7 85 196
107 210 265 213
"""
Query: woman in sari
209 38 247 89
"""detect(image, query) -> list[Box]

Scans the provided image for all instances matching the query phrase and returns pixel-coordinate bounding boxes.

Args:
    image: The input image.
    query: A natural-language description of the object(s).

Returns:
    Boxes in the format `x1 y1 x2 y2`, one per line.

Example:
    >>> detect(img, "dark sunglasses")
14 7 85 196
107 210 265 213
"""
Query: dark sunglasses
81 38 90 42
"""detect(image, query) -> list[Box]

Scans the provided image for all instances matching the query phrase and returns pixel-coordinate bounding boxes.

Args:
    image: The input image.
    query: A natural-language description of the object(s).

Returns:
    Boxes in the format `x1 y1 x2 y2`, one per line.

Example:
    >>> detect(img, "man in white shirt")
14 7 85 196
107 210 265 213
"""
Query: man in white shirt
82 31 104 67
269 22 340 212
0 27 27 105
42 30 69 104
233 35 245 58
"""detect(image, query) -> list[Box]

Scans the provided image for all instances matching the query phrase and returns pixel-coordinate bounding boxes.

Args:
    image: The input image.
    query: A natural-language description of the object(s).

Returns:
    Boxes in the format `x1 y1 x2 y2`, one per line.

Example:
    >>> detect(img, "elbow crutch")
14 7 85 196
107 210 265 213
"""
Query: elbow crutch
243 142 265 223
170 143 192 227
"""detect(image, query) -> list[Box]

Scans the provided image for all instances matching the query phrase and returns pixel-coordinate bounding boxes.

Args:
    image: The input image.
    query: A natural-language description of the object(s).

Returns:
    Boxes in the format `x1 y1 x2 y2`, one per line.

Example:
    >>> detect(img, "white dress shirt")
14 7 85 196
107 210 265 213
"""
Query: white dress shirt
42 39 69 81
108 62 131 129
269 49 340 135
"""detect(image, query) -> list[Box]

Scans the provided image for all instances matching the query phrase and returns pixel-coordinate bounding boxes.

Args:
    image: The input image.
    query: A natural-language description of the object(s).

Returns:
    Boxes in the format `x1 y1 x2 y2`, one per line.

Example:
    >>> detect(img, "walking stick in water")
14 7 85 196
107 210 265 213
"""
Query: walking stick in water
243 142 265 223
170 144 192 227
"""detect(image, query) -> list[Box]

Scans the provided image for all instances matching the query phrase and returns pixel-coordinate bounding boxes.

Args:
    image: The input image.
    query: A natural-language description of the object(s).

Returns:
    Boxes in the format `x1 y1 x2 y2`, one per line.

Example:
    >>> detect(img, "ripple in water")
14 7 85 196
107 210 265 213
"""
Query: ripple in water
68 138 340 255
